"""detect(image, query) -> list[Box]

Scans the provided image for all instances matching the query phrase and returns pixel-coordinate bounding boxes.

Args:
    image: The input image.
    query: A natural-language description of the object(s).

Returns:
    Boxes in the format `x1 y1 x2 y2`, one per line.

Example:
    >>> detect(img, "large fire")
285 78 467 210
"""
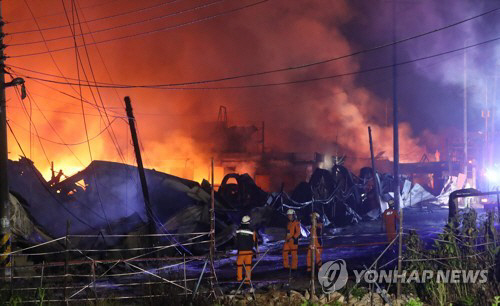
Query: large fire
5 0 428 187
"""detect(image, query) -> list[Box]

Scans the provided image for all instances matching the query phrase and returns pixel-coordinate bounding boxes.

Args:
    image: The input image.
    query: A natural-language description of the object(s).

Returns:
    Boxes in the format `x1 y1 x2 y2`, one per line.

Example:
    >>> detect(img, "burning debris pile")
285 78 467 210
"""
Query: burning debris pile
6 156 456 258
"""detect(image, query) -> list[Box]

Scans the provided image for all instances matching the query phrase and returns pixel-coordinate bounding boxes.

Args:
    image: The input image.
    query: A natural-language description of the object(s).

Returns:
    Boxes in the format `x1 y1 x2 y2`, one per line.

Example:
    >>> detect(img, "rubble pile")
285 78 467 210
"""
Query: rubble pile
6 157 458 257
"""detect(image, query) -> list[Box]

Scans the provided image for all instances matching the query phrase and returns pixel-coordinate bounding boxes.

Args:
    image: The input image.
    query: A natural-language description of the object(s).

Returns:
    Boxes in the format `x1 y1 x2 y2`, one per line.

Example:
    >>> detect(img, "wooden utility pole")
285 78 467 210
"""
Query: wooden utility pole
124 97 155 243
0 1 11 278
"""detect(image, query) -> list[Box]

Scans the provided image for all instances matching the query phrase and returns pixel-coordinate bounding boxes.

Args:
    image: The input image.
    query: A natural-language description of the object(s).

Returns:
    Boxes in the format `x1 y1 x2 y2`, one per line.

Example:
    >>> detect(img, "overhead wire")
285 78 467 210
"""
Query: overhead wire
19 0 109 130
11 39 464 121
70 0 194 255
13 34 500 90
7 0 269 58
63 0 114 234
9 0 226 46
26 0 182 243
6 120 98 230
70 0 126 164
72 0 136 220
8 0 186 35
7 78 52 170
8 71 107 209
7 103 122 118
24 90 86 166
6 0 123 24
8 117 119 146
7 5 500 84
25 76 124 116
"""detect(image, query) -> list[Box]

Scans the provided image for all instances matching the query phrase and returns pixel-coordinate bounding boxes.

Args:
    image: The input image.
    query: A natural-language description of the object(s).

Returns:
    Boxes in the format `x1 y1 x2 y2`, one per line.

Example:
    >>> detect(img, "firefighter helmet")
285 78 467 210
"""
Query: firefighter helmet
286 209 296 215
241 215 251 224
388 199 395 207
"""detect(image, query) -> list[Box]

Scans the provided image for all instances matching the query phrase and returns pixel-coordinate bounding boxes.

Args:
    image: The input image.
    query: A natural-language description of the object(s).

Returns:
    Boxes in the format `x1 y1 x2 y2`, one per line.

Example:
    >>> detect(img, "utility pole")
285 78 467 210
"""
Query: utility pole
392 0 403 300
0 1 11 278
464 45 468 182
494 69 498 136
482 84 490 188
368 127 381 210
124 97 155 244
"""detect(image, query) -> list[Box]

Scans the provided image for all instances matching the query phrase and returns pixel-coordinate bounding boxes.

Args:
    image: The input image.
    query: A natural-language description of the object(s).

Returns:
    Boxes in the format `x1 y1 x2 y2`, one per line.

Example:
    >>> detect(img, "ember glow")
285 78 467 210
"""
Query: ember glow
3 0 498 185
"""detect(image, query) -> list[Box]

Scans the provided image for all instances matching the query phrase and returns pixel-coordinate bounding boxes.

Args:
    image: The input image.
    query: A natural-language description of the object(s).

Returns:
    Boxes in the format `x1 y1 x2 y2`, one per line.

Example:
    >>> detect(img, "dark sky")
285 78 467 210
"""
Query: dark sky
4 0 500 180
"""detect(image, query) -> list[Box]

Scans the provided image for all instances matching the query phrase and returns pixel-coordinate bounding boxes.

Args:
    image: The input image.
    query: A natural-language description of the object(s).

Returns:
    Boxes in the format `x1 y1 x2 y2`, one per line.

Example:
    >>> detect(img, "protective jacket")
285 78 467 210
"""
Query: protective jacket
236 224 257 252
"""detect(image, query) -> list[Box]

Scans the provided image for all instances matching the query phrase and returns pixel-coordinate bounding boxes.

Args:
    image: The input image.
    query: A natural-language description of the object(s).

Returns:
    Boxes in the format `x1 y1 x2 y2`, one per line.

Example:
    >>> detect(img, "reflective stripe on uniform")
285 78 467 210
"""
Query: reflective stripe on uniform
236 229 254 236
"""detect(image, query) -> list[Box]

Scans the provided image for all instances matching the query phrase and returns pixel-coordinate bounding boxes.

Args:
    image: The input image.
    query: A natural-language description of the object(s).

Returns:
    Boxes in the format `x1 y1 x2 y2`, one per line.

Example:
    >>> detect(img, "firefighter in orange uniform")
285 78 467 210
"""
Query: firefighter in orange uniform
382 199 399 242
307 212 323 272
283 209 300 270
236 215 258 284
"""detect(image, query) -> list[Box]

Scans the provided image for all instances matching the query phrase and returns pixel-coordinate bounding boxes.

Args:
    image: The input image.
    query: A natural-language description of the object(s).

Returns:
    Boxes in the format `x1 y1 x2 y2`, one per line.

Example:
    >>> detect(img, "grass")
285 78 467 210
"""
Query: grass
403 209 499 305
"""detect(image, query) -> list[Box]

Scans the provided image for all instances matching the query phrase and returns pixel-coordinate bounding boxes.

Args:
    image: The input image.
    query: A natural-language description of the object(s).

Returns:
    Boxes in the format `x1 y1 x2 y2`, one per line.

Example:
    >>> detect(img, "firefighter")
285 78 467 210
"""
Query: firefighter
235 215 258 284
307 212 323 272
382 199 399 242
283 209 300 270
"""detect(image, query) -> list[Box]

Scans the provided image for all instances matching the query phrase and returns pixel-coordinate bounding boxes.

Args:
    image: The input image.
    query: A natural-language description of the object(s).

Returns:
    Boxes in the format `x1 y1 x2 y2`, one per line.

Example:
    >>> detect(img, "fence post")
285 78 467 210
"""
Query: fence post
183 254 187 297
91 261 98 305
64 220 70 305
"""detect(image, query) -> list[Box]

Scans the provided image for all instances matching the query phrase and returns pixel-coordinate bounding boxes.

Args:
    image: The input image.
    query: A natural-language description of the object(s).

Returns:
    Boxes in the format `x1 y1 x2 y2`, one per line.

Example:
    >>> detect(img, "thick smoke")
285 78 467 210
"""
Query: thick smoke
5 0 446 183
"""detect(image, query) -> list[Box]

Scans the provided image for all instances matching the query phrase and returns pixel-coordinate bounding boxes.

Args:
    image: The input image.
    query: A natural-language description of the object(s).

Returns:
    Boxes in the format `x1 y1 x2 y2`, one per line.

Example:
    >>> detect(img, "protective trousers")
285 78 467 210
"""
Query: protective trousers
236 250 253 283
386 229 397 242
283 239 298 270
307 243 322 271
383 208 398 243
385 217 397 242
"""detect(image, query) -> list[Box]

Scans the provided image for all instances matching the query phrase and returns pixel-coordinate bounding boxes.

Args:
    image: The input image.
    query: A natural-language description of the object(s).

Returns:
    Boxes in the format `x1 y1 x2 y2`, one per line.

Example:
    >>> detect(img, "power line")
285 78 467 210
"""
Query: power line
7 105 122 117
8 117 119 146
6 0 123 24
63 0 114 234
12 87 51 167
6 120 98 230
222 45 464 115
25 91 86 166
66 0 127 164
11 86 109 224
8 0 186 35
20 0 98 115
14 35 500 90
20 74 123 115
8 71 87 167
10 0 225 47
74 0 132 164
7 5 499 84
7 0 269 58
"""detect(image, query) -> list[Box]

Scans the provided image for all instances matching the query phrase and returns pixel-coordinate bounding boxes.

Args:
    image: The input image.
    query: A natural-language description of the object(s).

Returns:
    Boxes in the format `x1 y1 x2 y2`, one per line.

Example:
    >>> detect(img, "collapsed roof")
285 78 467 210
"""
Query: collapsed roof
7 157 456 255
7 158 235 253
